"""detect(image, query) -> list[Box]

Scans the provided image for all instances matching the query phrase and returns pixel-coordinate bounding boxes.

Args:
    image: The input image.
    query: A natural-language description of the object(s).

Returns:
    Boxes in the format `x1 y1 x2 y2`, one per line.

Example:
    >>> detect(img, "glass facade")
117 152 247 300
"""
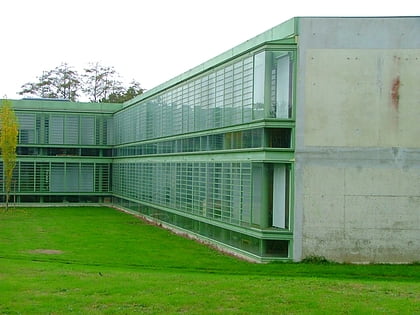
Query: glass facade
2 45 296 261
113 161 252 226
17 112 112 146
114 55 255 144
111 47 295 260
1 108 114 204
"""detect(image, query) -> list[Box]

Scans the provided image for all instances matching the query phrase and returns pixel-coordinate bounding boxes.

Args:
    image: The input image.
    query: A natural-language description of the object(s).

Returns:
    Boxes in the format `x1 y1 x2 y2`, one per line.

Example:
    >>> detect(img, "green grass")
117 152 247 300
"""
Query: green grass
0 207 419 314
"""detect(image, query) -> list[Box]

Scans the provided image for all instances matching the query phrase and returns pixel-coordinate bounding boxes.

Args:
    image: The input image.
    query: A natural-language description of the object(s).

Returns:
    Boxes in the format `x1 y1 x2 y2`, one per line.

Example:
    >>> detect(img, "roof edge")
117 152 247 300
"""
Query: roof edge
123 17 298 108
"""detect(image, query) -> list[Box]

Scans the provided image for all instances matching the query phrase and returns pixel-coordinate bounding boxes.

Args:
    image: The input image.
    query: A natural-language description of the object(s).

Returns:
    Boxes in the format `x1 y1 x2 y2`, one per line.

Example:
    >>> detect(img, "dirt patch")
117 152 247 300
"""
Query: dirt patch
28 249 64 255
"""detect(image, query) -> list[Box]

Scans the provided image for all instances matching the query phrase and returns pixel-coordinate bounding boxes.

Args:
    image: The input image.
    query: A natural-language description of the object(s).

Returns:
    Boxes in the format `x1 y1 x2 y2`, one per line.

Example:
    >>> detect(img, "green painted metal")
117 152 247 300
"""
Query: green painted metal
11 99 122 113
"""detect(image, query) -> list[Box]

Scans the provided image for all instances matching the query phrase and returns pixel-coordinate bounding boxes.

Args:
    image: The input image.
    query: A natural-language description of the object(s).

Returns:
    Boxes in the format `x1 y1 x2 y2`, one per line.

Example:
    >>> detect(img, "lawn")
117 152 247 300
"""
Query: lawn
0 207 419 314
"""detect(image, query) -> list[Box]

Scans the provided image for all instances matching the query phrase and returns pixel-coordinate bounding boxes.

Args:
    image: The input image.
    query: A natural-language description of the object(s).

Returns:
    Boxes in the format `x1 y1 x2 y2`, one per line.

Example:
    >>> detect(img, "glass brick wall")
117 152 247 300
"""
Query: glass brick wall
17 112 113 145
114 49 294 146
113 161 253 226
114 55 255 144
5 161 111 193
1 109 114 203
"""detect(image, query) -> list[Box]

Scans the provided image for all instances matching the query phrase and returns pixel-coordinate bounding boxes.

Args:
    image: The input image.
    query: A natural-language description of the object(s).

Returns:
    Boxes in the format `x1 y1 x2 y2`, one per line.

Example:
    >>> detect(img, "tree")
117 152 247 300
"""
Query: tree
19 63 81 101
0 99 19 211
18 62 143 103
101 80 144 103
82 62 125 102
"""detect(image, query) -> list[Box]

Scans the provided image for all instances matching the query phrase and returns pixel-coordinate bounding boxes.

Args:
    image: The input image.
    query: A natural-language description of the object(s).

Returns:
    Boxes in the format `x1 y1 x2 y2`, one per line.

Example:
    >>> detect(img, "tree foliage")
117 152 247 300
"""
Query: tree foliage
19 63 81 101
100 80 144 103
18 62 143 103
0 99 19 210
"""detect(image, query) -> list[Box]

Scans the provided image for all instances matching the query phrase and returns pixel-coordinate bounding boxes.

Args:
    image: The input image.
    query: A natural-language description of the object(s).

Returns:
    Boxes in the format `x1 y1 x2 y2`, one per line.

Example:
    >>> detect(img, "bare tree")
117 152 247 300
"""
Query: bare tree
82 62 124 102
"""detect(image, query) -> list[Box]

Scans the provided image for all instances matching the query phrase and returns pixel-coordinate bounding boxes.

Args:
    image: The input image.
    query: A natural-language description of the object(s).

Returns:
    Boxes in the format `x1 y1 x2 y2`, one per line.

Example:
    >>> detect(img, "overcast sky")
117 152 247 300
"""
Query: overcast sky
0 0 418 100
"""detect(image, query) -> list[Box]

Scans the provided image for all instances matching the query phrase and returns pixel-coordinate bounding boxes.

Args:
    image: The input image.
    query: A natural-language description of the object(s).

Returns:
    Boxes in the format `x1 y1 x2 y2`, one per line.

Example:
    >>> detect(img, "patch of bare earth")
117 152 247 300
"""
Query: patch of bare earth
28 249 64 255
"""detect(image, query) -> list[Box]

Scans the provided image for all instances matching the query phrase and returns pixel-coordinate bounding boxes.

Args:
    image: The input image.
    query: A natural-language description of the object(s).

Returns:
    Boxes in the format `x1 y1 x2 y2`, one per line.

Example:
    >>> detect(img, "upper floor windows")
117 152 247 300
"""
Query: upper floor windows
253 51 293 119
114 48 295 145
16 112 113 146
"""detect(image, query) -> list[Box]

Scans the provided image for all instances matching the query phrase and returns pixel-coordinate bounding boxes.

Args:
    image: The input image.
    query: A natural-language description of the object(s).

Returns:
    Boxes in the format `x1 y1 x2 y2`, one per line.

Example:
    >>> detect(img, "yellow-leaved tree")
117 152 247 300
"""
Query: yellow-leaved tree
0 99 19 211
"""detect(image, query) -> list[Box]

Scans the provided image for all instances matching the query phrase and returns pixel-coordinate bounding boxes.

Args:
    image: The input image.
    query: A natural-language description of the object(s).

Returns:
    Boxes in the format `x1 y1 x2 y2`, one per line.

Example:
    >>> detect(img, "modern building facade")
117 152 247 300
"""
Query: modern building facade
2 17 419 263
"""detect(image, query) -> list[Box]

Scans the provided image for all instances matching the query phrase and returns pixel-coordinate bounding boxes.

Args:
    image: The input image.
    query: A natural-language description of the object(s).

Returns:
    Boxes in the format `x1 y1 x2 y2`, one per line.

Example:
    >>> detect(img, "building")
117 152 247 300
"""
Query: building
2 17 419 263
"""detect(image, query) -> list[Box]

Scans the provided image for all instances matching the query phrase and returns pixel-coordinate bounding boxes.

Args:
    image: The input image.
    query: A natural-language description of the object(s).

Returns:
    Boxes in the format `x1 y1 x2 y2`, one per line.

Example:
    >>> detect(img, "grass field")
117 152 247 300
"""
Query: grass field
0 207 419 314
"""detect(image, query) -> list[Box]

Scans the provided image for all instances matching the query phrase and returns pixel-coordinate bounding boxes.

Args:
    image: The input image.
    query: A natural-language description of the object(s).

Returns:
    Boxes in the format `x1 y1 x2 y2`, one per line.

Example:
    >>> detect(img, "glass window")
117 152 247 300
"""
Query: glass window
268 51 292 118
17 113 36 144
252 163 291 229
80 116 95 145
267 128 292 148
64 115 79 144
49 115 64 144
253 52 265 119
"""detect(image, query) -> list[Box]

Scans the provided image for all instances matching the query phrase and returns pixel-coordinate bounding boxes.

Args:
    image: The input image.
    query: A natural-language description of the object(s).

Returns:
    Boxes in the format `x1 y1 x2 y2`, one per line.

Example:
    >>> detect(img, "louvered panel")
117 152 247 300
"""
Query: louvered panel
50 163 65 192
66 163 79 191
80 116 95 145
64 115 79 144
49 115 64 144
80 163 94 192
17 113 36 144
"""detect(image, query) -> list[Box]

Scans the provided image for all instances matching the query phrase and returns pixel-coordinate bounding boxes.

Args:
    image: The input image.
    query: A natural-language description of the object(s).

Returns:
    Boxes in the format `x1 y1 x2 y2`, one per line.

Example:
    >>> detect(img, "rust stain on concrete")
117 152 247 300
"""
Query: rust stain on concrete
391 76 400 111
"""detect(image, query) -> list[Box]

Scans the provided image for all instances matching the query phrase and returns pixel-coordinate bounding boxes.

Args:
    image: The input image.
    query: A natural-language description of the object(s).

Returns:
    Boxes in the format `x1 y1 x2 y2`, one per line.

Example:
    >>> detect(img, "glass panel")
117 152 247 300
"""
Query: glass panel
66 163 79 191
253 52 265 119
50 163 65 192
112 54 259 144
64 115 79 144
49 115 64 144
17 113 36 144
267 128 292 148
272 164 286 228
80 164 94 192
264 51 293 119
19 162 35 192
252 163 263 226
80 116 95 145
275 53 292 118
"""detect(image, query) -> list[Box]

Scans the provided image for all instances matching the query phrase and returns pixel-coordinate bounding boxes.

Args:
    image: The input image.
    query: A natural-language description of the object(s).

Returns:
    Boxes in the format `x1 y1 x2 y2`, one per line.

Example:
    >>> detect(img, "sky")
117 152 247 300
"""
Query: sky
0 0 418 100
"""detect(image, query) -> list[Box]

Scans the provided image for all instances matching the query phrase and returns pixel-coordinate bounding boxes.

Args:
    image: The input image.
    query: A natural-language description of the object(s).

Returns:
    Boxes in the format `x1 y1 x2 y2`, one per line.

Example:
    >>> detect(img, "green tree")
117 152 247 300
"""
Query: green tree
18 62 142 103
0 99 19 211
19 63 81 101
101 80 144 103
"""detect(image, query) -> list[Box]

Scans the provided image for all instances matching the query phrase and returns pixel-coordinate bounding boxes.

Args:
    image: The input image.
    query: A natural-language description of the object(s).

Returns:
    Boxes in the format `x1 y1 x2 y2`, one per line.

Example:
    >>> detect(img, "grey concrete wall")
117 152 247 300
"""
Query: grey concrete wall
294 17 420 263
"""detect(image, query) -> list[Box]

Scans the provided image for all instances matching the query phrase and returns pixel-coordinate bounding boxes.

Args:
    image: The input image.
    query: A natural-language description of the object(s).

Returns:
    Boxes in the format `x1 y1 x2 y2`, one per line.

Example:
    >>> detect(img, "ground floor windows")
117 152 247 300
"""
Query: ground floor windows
113 161 292 231
113 161 253 227
0 195 108 203
252 163 291 229
0 161 111 194
113 196 291 259
272 164 289 229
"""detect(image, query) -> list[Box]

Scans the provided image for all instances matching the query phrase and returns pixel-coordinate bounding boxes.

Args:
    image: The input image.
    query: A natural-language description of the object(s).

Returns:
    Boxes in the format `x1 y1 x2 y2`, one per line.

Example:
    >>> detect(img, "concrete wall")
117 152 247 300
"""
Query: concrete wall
294 17 420 262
